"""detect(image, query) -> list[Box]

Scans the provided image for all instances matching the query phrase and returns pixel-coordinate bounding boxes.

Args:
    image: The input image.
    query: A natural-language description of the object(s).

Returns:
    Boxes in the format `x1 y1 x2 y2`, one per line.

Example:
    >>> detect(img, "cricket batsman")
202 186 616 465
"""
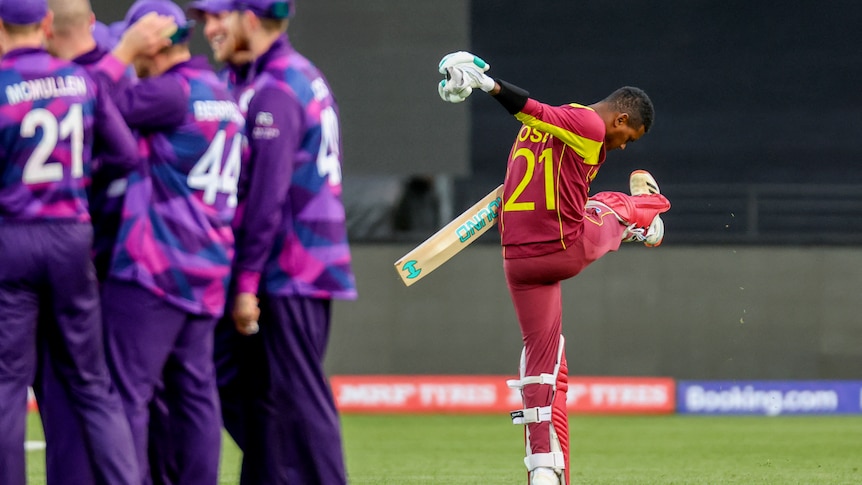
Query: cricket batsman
438 51 671 485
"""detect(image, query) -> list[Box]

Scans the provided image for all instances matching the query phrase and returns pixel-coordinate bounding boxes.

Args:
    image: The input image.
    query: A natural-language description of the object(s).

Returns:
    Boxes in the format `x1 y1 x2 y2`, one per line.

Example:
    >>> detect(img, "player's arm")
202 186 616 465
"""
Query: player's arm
91 78 141 174
232 87 302 322
438 51 603 161
108 76 187 130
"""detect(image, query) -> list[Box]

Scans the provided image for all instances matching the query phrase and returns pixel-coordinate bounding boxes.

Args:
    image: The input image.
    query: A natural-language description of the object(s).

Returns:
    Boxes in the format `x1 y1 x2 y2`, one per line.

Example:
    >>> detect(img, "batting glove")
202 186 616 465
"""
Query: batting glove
438 51 490 75
438 75 471 103
437 51 495 103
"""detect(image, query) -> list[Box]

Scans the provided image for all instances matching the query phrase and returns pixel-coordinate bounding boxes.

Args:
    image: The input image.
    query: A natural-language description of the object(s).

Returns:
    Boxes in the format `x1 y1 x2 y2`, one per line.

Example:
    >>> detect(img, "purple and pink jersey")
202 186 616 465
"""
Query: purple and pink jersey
0 48 137 223
499 100 608 259
233 35 356 300
97 55 245 316
73 45 137 280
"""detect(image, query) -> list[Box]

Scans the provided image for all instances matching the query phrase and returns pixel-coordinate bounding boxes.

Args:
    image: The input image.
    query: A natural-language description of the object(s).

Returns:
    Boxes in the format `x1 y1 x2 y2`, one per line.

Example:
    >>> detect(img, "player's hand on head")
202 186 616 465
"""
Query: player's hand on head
112 12 175 63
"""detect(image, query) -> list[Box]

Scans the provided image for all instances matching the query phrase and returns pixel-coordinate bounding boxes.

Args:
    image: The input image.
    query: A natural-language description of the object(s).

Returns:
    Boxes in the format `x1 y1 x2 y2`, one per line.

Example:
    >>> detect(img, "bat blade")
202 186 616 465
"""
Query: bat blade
394 184 504 286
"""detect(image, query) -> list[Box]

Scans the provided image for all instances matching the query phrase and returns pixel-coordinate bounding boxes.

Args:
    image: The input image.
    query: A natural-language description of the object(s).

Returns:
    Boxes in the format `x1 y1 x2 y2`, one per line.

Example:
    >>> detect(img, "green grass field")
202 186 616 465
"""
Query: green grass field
25 413 862 484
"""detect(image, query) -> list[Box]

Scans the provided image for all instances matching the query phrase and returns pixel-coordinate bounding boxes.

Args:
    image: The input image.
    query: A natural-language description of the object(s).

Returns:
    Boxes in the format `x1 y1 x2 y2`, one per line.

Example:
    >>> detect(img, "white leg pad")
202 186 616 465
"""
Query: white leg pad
510 405 553 424
510 337 568 482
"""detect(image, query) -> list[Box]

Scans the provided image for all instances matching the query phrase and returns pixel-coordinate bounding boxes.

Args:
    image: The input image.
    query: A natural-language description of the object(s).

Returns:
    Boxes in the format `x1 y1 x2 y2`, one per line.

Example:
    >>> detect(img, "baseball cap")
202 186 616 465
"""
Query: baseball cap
186 0 234 20
123 0 194 43
230 0 291 19
0 0 47 25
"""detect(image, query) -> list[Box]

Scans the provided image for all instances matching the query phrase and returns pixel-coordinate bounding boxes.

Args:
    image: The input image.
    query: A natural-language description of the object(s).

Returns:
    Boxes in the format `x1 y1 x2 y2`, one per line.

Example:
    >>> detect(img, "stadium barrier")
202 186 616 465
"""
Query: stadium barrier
330 375 675 414
27 379 862 415
677 380 862 416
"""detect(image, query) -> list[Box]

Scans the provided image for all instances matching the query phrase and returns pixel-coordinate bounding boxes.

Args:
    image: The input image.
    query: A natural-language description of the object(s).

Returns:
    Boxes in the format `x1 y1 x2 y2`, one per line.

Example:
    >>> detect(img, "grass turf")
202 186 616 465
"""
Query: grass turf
25 413 862 484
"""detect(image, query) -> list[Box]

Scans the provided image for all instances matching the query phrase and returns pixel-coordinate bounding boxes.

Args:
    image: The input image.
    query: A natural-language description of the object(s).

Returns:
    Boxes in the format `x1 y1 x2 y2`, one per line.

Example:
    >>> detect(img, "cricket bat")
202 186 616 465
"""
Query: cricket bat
394 184 504 286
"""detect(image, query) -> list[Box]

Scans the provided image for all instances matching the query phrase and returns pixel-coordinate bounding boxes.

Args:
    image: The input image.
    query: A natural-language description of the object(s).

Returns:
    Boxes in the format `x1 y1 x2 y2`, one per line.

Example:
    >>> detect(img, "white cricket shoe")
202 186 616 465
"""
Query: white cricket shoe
630 169 660 195
643 214 664 247
531 467 561 485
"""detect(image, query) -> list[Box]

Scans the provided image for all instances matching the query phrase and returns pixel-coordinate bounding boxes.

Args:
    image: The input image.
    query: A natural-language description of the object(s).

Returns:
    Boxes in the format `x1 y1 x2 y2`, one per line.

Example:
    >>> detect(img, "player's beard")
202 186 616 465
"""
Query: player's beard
233 27 251 56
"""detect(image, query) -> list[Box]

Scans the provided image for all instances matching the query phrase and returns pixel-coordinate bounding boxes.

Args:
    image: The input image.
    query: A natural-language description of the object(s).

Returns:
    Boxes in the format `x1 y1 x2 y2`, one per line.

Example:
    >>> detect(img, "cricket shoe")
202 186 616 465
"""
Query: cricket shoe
530 467 561 485
621 214 665 247
627 169 665 246
629 169 661 196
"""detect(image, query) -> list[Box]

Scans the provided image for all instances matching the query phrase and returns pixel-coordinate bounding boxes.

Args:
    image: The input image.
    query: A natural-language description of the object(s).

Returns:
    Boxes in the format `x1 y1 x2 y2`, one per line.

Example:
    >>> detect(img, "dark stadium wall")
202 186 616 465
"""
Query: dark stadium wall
468 0 862 188
328 245 862 380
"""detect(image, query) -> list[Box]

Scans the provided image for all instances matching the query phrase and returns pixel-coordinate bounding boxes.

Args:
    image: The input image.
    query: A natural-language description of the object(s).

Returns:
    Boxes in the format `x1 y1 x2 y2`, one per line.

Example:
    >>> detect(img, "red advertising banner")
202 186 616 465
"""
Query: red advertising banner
330 375 675 414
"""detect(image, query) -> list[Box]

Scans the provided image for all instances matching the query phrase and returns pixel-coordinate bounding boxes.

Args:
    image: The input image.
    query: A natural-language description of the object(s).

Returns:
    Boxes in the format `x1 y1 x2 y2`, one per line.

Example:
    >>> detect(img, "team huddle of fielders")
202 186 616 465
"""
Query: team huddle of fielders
0 0 356 484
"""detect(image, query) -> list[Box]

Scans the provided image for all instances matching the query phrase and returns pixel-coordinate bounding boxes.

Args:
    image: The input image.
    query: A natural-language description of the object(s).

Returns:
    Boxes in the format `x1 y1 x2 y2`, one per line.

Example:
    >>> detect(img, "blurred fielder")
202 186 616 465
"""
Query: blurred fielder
185 0 256 452
0 0 145 482
94 0 245 483
34 2 176 484
224 0 358 483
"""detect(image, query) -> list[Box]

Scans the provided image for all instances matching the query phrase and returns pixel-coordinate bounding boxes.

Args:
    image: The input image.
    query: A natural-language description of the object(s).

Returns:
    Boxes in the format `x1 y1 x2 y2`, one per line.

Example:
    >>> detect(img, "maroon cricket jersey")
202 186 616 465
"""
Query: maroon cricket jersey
500 99 607 259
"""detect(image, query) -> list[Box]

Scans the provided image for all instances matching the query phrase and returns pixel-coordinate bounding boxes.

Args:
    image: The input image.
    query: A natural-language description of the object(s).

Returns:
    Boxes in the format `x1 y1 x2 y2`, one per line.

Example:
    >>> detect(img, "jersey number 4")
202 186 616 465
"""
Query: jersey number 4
188 130 243 207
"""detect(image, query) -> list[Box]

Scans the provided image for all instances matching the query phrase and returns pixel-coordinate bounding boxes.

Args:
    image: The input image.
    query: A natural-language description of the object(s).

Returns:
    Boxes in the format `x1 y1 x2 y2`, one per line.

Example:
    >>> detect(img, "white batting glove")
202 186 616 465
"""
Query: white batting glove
438 78 470 103
438 51 494 92
438 67 472 103
438 51 491 74
453 64 495 92
437 51 495 103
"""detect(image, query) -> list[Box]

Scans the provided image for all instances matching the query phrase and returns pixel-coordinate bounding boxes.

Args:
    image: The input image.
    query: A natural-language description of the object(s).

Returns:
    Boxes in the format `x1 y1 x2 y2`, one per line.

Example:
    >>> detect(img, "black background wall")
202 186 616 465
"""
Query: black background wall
468 0 862 187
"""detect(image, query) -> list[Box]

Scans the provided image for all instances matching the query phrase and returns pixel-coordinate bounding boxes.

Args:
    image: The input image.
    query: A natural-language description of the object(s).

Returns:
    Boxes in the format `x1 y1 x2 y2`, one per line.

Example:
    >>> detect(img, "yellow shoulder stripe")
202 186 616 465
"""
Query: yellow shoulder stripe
514 104 602 165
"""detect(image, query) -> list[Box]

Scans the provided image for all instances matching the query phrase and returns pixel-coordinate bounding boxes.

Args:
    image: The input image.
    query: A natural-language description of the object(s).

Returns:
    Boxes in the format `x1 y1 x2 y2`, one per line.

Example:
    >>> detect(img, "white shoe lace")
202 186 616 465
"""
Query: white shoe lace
622 223 647 243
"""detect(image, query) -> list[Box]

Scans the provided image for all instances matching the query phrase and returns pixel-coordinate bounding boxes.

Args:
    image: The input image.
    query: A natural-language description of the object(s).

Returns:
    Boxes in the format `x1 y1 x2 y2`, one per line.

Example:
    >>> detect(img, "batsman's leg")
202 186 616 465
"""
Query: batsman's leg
587 191 669 230
502 271 568 485
508 338 569 485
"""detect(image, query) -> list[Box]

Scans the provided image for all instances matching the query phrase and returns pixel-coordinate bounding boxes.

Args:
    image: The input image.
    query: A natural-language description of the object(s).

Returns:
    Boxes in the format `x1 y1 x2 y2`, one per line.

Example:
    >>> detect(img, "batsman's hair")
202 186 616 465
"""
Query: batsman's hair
603 86 654 133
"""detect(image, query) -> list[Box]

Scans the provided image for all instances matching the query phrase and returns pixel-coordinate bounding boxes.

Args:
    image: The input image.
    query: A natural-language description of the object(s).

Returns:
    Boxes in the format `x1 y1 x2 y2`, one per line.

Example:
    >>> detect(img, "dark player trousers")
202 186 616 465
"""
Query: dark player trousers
0 223 138 485
214 312 249 451
35 280 221 485
37 336 175 485
234 294 347 485
100 278 222 485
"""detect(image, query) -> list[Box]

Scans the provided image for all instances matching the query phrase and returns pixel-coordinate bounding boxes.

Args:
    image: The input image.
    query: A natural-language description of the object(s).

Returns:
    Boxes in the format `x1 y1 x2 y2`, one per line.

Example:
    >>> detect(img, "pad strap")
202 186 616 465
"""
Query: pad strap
510 405 553 425
524 451 566 471
506 373 556 390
